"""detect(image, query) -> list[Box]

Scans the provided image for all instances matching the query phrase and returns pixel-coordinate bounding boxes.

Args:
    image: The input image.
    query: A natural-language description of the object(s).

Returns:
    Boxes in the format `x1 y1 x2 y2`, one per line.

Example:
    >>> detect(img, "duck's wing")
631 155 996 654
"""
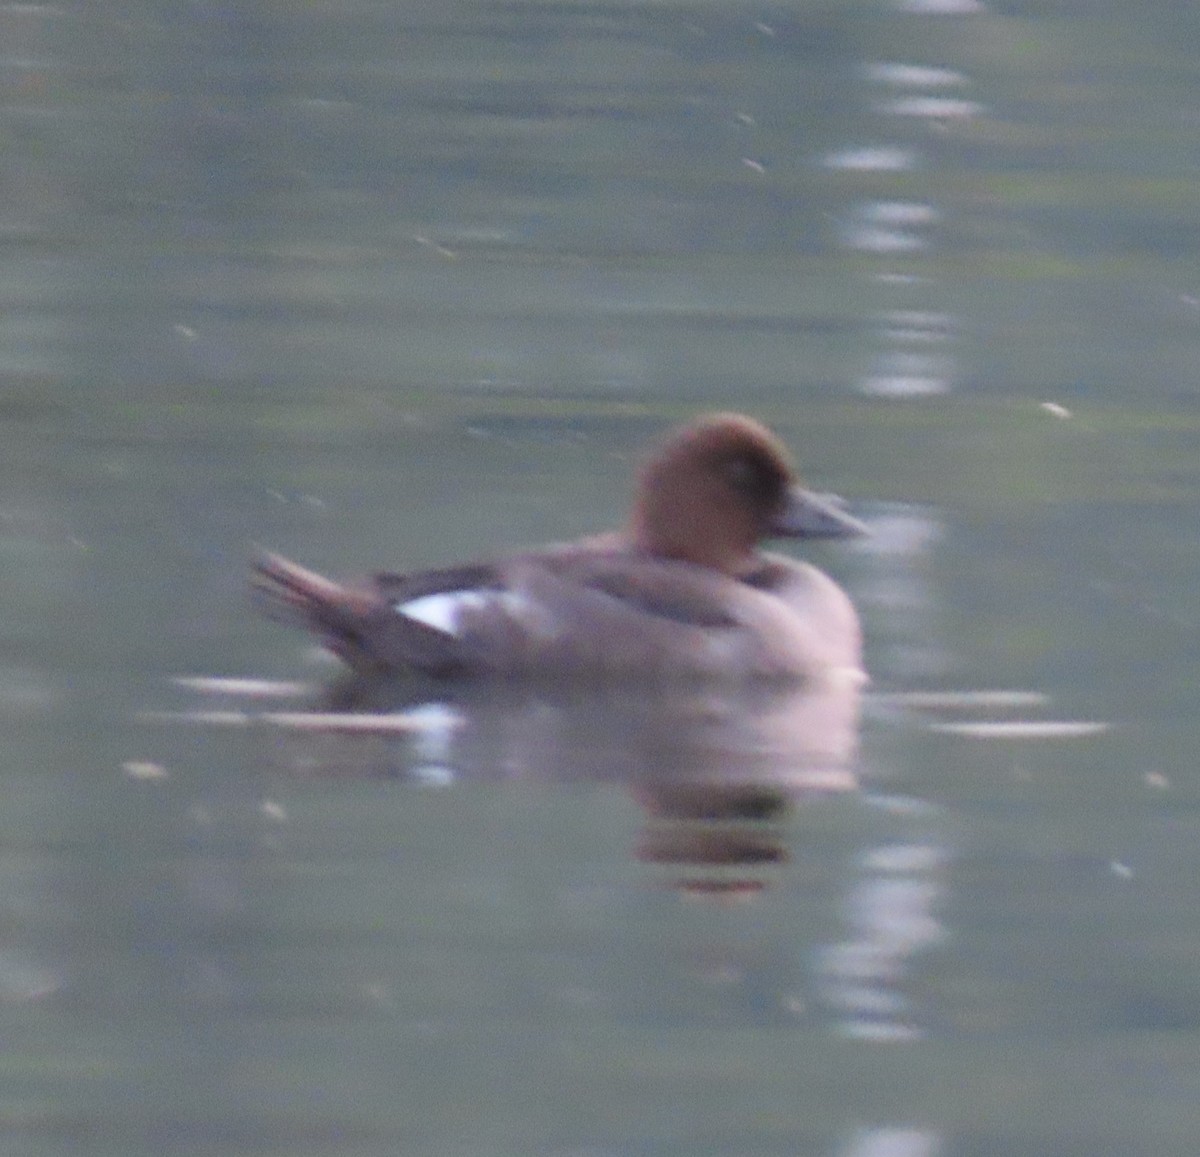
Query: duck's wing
465 551 779 679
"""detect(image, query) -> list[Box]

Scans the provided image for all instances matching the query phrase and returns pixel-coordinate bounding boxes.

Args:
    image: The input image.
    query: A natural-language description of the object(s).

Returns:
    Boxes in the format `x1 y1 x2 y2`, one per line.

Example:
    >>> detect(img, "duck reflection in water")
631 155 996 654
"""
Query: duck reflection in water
268 668 863 896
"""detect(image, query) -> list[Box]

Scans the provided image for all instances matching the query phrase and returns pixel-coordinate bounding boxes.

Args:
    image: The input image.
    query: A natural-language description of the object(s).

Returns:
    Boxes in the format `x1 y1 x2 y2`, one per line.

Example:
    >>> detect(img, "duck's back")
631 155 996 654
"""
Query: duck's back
381 546 862 683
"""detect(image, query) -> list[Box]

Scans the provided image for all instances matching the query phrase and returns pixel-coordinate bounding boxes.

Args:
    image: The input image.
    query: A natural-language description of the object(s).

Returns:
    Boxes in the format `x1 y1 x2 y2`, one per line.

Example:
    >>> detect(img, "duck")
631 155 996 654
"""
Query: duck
253 412 867 683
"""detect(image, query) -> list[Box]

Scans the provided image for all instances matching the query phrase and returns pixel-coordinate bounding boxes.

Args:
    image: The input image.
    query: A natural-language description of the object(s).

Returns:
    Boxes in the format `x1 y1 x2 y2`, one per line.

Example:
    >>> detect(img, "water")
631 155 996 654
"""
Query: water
5 0 1200 1153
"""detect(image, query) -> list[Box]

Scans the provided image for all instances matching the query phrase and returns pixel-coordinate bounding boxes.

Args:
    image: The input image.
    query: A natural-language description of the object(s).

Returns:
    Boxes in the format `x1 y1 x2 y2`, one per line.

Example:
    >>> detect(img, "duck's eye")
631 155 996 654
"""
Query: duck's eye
723 454 779 504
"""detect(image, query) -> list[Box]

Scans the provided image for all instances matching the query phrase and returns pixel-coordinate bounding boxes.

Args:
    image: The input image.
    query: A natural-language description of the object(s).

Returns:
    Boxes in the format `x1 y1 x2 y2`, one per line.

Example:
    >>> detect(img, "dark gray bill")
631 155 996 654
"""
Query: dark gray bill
771 487 869 539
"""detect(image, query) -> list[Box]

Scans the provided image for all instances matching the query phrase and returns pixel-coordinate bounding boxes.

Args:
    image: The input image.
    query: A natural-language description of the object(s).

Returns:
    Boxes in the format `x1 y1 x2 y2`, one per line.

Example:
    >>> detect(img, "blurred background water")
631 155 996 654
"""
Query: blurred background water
5 0 1200 1154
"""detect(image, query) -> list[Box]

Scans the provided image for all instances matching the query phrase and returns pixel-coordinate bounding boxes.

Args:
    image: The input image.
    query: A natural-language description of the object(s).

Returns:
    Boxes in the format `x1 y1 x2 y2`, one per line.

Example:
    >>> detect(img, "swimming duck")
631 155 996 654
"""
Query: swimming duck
253 412 866 682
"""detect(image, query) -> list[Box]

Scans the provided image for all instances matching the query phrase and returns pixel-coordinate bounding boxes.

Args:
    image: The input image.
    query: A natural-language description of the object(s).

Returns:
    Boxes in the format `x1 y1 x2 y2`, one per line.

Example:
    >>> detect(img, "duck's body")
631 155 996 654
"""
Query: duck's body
254 413 866 684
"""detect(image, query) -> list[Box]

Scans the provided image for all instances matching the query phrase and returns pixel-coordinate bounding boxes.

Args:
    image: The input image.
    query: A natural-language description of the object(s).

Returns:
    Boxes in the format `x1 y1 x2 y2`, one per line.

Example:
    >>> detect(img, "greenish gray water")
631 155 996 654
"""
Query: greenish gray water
5 1 1200 1154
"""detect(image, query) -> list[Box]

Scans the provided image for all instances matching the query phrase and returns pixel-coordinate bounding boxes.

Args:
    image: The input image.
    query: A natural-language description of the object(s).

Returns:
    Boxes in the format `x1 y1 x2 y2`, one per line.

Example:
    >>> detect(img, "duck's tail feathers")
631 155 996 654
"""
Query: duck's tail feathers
251 552 374 659
251 552 472 677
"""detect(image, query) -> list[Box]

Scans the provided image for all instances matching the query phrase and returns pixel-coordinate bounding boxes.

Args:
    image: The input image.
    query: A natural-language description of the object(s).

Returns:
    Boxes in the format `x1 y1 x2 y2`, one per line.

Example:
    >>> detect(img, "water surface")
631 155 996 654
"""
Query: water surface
5 1 1200 1153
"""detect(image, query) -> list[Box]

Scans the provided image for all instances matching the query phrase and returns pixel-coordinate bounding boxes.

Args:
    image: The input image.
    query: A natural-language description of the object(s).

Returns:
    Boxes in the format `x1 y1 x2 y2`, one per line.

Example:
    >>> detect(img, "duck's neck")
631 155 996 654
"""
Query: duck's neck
628 514 759 577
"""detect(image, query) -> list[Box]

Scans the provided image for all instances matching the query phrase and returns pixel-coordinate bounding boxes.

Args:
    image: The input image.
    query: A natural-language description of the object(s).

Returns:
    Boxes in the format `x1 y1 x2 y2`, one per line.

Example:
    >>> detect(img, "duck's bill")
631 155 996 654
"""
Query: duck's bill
772 487 869 539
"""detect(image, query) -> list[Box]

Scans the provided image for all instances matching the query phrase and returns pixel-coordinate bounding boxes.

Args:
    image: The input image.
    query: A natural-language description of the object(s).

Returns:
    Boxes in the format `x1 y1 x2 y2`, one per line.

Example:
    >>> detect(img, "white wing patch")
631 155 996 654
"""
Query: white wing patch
396 591 489 636
397 588 558 641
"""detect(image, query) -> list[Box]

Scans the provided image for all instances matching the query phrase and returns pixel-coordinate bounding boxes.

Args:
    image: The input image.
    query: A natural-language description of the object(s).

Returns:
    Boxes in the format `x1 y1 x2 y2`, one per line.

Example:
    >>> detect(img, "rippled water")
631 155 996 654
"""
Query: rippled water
5 1 1200 1154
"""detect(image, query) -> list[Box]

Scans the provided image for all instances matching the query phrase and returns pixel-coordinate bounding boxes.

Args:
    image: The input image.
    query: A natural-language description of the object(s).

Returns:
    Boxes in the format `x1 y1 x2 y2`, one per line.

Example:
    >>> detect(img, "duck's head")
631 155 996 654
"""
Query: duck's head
629 412 867 575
